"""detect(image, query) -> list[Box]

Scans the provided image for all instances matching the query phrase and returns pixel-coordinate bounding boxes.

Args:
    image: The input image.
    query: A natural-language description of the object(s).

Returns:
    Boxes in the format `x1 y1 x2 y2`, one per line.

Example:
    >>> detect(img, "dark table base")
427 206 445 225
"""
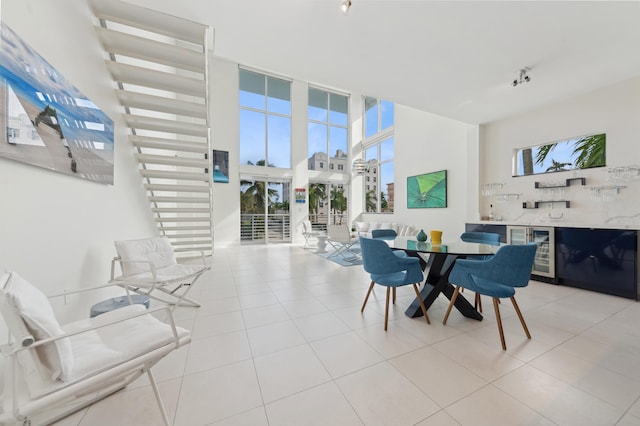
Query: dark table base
404 253 483 321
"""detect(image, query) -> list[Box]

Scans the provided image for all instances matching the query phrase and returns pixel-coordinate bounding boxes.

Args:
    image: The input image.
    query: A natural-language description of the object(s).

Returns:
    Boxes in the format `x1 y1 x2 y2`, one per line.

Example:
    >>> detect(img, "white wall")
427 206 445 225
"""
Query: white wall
480 76 640 228
0 0 156 320
210 57 240 246
361 104 477 241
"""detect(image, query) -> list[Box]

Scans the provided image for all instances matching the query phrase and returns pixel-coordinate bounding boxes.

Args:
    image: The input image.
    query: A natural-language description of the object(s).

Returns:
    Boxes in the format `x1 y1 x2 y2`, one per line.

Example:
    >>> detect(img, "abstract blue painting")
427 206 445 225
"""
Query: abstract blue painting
0 21 114 184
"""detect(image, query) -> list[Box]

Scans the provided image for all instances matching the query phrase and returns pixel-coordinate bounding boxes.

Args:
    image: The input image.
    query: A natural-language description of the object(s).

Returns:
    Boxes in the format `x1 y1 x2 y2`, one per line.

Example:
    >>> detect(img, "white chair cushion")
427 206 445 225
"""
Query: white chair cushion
3 272 73 381
115 237 177 277
353 221 369 232
63 304 189 381
379 222 393 231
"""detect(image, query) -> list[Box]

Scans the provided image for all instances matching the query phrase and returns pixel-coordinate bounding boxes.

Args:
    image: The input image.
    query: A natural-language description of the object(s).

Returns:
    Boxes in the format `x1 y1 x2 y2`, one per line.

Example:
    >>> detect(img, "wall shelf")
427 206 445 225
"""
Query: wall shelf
534 177 586 189
495 193 521 201
481 182 504 197
590 185 626 194
523 200 571 209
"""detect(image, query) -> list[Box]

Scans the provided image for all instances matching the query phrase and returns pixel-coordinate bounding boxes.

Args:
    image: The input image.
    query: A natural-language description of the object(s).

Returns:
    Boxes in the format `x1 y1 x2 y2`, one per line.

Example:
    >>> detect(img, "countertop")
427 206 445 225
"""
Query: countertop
467 220 640 230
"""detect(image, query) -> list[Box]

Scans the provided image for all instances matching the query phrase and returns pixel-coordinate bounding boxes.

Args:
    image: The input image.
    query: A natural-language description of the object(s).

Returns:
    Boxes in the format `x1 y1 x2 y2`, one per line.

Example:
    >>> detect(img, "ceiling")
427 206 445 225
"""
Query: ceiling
126 0 640 125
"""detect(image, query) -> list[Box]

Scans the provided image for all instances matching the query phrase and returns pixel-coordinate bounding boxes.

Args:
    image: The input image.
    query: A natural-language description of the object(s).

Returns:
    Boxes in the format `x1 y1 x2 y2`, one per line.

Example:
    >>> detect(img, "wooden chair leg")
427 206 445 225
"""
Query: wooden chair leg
510 296 531 339
412 284 430 324
493 297 507 350
384 287 391 331
474 293 483 313
442 286 461 325
361 281 375 313
392 288 396 304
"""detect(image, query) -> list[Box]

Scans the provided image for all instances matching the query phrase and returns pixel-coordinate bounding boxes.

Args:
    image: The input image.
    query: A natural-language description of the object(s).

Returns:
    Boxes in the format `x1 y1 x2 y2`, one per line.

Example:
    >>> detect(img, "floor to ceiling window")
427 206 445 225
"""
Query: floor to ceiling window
307 87 350 230
239 68 291 168
307 87 349 174
363 97 395 213
239 68 292 242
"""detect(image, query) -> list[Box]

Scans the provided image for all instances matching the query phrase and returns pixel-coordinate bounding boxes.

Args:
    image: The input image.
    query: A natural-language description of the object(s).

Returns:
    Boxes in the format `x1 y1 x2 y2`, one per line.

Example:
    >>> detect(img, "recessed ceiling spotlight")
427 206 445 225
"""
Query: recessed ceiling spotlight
341 0 352 14
512 68 531 87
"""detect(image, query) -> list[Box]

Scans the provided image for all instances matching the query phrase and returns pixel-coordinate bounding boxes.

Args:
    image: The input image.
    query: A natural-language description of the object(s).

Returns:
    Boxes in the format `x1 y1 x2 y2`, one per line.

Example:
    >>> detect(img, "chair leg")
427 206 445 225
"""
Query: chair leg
413 284 430 324
384 287 391 331
510 296 531 339
148 369 170 426
493 297 507 350
361 281 375 313
475 293 483 313
392 288 396 304
442 286 460 325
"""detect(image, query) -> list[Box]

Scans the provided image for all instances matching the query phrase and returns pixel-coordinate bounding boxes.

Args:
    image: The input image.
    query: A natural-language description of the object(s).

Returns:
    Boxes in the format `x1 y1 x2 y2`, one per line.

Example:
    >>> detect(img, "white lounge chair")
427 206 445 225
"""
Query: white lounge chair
301 220 325 249
0 271 190 425
326 224 360 261
110 237 210 310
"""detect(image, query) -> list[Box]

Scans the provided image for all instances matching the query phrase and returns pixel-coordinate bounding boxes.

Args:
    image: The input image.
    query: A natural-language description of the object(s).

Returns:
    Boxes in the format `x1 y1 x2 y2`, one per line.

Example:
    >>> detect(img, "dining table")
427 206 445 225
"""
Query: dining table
389 237 501 321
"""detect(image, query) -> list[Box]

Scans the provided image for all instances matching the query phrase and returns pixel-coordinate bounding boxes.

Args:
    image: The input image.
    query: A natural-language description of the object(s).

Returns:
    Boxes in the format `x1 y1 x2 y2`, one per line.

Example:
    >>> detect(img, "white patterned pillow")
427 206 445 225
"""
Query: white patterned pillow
354 222 369 232
115 237 176 276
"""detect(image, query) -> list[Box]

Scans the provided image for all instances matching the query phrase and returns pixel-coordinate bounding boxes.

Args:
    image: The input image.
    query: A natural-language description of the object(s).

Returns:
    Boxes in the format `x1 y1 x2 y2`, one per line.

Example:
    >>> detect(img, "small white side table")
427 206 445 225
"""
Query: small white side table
90 294 150 318
316 235 328 253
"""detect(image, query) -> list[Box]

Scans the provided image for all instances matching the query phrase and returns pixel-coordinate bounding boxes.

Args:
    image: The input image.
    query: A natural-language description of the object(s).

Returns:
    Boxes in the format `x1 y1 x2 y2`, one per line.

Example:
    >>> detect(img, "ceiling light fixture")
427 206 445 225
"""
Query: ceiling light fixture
352 158 367 174
512 68 531 87
341 0 352 13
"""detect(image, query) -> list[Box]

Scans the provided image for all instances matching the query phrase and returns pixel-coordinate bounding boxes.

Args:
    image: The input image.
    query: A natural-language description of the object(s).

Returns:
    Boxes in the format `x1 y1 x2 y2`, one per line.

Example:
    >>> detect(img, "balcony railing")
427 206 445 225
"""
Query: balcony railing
308 214 349 232
241 214 290 242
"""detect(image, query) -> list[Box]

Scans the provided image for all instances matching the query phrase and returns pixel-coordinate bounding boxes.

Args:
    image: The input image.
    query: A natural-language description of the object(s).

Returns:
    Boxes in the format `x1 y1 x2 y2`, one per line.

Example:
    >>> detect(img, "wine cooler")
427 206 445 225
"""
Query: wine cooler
507 226 555 281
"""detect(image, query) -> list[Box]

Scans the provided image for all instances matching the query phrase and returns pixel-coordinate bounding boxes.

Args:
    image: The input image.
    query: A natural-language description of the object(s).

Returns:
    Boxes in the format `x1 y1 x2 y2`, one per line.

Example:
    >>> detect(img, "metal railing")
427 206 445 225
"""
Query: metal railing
241 214 290 242
308 214 349 232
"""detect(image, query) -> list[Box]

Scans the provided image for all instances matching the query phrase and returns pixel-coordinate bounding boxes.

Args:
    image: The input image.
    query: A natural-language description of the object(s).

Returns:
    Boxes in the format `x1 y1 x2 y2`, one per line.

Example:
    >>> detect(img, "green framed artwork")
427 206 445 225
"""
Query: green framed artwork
407 170 447 208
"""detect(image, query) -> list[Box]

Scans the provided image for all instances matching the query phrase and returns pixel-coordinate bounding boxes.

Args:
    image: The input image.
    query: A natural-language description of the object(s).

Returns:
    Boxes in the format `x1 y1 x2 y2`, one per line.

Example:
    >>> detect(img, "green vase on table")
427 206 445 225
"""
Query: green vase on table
416 229 427 242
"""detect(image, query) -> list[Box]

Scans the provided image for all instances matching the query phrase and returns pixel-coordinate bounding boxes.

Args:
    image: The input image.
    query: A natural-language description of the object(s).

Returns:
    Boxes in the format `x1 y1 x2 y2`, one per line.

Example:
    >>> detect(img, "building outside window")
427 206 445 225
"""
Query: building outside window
239 68 291 168
363 97 394 213
307 87 349 173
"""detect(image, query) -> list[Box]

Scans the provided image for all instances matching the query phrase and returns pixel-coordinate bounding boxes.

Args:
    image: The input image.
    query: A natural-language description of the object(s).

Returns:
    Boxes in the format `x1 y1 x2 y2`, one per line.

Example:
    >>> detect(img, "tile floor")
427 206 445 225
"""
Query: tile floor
53 244 640 425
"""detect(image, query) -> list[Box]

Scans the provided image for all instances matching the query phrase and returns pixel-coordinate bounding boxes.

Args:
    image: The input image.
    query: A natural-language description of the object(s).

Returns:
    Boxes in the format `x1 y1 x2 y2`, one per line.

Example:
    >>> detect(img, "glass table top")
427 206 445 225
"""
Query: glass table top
390 236 501 256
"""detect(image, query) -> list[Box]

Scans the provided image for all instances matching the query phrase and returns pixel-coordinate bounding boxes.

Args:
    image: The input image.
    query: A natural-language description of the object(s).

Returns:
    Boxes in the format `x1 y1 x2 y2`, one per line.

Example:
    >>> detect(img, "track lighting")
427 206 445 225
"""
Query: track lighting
512 68 531 87
341 0 352 13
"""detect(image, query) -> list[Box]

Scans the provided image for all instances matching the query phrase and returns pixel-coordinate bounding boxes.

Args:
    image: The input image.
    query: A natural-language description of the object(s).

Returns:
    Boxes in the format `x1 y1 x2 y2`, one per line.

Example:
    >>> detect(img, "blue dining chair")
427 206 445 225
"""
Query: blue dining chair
443 243 537 350
371 229 397 239
460 231 500 245
359 237 430 330
459 231 501 312
371 229 407 258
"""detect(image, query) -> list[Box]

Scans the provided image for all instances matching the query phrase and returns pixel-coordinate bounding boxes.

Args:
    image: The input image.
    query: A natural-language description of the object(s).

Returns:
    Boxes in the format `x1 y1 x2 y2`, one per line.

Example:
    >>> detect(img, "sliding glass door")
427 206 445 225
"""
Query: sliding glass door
240 179 291 243
308 182 349 232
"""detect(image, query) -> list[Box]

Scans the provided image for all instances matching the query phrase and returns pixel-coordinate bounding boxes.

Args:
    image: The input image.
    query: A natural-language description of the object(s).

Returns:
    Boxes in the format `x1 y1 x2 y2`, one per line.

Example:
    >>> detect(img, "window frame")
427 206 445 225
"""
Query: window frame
362 96 395 213
307 86 350 175
239 67 292 169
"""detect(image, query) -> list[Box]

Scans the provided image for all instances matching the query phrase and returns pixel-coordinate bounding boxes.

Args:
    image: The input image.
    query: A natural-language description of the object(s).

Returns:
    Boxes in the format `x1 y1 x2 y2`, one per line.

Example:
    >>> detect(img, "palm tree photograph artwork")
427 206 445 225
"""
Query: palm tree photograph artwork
407 170 447 209
516 133 606 176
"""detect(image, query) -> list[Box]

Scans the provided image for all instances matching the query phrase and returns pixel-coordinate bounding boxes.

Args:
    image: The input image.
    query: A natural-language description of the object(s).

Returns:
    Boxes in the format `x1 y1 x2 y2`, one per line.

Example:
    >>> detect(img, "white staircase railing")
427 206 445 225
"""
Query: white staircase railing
89 0 213 256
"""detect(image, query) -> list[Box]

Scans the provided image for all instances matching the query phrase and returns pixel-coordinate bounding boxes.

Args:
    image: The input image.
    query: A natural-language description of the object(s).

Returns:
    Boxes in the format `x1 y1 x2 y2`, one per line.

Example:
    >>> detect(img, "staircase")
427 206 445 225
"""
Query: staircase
90 0 214 256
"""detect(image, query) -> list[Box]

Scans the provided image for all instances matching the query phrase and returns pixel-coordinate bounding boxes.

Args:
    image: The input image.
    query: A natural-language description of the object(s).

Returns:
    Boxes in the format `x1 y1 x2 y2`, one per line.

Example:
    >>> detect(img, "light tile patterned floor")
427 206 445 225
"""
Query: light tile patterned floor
53 244 640 425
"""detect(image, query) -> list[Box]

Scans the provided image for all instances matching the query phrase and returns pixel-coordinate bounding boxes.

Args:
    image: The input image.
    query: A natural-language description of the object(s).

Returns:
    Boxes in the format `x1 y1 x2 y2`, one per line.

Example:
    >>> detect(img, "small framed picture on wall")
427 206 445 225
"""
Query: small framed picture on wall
212 150 229 183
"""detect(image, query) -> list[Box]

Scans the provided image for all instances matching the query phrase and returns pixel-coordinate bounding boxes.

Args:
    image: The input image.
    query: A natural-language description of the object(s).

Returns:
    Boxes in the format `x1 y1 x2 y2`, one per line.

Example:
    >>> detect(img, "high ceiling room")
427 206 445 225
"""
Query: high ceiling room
125 0 640 124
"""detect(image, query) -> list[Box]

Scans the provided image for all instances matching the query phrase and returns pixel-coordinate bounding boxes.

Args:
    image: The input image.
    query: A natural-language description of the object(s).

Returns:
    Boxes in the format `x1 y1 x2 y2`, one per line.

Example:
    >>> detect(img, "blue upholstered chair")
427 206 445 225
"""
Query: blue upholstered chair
443 243 537 350
359 237 430 330
460 231 500 245
371 229 397 239
459 231 501 312
371 229 407 258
